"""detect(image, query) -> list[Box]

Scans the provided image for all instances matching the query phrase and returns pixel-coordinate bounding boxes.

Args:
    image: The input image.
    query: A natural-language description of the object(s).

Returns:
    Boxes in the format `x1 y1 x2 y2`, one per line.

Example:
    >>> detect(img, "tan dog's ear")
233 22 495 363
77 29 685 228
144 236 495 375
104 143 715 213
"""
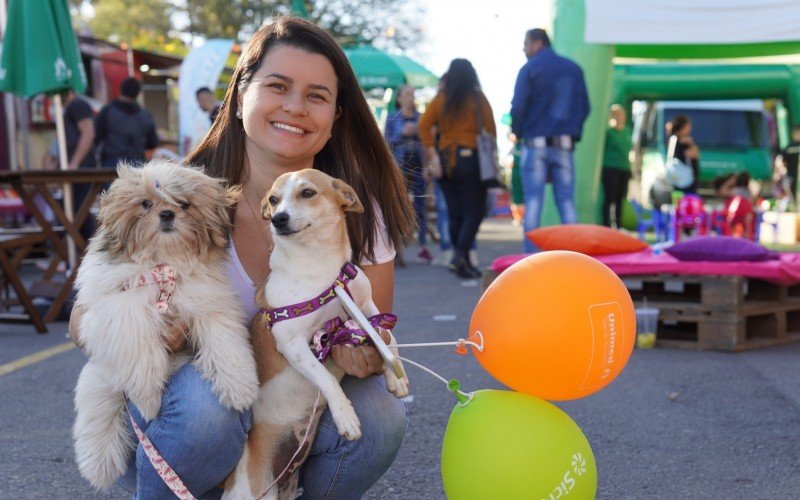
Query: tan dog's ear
261 196 273 221
332 179 364 213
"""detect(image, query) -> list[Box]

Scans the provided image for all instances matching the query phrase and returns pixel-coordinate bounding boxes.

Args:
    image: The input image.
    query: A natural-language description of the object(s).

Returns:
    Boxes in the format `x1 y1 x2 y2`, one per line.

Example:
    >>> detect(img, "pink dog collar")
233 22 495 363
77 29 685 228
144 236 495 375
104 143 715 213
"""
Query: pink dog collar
121 263 177 314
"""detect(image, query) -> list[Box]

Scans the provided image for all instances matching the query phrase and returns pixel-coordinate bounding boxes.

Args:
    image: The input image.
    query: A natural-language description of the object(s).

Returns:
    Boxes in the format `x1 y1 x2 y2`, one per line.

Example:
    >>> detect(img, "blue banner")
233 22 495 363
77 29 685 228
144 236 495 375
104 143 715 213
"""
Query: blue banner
178 39 233 156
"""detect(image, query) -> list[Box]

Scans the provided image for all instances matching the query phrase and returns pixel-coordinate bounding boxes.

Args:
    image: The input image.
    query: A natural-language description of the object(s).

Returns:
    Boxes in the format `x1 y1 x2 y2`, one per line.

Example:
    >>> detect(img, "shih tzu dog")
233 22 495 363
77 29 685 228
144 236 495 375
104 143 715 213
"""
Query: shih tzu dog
72 160 259 489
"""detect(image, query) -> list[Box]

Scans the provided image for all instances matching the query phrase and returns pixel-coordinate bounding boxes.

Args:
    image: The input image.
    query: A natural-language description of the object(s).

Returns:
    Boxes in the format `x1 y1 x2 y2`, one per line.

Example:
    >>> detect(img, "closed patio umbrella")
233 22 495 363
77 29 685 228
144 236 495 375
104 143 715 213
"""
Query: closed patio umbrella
0 0 88 269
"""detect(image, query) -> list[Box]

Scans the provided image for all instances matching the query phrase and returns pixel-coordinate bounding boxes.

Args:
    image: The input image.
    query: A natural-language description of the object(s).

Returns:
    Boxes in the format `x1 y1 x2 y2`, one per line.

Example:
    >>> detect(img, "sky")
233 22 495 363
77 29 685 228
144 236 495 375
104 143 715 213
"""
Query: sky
413 0 554 139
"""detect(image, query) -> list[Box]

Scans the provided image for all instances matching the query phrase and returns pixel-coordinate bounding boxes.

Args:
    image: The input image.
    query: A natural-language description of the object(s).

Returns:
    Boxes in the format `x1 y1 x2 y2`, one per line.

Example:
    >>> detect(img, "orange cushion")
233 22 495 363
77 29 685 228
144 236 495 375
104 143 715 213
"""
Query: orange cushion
526 224 648 256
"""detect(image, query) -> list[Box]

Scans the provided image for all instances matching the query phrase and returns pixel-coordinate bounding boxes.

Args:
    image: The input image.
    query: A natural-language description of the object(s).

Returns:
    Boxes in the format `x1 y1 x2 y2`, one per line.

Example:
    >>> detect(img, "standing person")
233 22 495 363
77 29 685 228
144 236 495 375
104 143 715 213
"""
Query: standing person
668 115 700 194
385 84 432 263
601 104 632 228
419 58 496 279
778 126 800 195
196 86 222 123
70 16 414 499
187 87 222 153
62 88 97 241
511 28 590 252
94 77 158 167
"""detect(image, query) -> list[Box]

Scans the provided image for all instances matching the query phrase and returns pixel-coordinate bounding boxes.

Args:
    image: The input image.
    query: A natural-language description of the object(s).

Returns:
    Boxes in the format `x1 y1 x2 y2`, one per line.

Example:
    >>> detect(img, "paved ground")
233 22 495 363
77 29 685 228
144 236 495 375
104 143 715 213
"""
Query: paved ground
1 218 799 499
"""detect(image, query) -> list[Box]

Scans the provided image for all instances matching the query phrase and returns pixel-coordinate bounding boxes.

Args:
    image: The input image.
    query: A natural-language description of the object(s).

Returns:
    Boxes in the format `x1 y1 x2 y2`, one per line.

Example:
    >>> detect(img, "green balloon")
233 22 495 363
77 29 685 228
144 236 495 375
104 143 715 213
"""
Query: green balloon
441 390 597 500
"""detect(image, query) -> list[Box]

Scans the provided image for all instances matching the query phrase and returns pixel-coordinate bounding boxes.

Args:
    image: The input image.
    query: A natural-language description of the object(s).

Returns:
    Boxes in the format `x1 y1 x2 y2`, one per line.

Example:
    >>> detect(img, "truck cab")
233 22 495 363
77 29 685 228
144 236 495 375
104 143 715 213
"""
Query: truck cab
632 100 772 204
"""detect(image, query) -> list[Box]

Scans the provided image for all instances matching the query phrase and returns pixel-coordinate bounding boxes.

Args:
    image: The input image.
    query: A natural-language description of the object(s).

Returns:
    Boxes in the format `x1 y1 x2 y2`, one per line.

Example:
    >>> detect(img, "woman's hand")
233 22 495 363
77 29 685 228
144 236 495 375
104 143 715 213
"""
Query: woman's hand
424 146 442 180
68 304 86 349
331 328 392 378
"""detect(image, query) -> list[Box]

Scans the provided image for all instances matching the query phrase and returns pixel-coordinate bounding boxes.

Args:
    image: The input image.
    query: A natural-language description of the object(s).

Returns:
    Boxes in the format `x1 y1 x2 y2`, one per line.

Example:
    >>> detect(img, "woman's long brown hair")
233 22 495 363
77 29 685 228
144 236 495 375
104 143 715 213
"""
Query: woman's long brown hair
187 16 415 263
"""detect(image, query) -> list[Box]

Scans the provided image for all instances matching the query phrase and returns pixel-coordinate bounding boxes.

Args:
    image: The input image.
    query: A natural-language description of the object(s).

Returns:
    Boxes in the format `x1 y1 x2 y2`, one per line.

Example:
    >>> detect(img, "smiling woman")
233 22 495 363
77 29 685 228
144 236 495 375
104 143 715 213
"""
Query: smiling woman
113 15 416 499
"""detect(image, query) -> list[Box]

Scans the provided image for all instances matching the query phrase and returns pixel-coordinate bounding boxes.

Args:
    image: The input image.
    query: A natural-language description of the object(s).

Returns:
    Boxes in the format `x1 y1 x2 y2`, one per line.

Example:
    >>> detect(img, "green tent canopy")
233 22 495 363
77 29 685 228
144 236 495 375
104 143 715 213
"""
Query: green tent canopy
344 45 438 90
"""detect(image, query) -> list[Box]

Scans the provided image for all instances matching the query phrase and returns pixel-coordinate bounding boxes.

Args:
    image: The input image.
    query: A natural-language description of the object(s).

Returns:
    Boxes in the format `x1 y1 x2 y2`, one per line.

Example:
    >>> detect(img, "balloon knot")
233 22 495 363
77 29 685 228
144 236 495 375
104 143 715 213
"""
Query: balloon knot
448 379 472 405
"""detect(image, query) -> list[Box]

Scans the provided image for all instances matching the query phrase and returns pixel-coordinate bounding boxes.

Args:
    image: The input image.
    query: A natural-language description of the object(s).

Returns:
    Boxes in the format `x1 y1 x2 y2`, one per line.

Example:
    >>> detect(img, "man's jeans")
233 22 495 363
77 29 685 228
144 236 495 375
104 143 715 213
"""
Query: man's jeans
520 145 578 252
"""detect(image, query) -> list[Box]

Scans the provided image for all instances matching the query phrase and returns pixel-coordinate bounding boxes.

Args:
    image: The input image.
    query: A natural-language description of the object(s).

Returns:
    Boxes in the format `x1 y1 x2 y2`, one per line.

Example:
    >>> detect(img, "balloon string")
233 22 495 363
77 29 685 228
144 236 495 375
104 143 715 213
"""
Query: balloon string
398 355 473 401
395 339 484 351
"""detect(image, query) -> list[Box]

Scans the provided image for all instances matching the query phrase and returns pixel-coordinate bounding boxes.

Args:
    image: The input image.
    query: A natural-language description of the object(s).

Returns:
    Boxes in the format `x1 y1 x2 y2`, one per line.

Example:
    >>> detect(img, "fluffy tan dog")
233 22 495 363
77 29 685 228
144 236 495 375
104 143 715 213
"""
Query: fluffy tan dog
224 169 409 499
73 160 259 489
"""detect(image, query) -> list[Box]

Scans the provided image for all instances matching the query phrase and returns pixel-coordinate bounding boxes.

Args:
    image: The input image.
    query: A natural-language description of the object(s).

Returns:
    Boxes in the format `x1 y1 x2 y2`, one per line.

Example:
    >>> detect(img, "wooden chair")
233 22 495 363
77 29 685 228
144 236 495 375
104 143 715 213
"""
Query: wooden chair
0 229 49 333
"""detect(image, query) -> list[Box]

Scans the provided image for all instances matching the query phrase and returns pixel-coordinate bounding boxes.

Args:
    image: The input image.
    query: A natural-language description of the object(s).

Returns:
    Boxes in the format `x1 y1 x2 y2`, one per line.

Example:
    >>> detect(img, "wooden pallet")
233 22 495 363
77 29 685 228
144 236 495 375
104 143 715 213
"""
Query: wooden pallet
624 274 800 351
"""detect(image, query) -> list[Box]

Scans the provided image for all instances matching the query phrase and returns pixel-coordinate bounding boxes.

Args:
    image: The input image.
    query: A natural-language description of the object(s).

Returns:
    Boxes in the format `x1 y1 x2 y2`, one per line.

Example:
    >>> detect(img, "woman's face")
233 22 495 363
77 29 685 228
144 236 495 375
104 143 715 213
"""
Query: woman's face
397 86 415 109
240 45 339 169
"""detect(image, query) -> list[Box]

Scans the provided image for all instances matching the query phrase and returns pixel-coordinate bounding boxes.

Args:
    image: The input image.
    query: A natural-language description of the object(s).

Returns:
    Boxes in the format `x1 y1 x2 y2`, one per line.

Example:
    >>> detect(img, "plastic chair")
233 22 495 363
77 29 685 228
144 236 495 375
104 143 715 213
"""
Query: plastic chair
630 199 671 242
672 194 708 242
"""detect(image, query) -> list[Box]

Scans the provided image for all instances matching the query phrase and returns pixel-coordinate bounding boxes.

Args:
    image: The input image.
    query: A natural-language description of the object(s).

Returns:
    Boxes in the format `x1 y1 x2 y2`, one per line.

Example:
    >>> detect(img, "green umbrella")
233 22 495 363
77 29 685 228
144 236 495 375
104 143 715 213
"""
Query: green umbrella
344 45 438 90
0 0 86 97
1 0 88 268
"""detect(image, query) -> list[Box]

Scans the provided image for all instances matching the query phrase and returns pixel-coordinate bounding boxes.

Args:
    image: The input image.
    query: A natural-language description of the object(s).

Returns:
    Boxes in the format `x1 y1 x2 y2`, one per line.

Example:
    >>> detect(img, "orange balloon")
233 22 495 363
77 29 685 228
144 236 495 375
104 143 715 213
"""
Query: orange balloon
469 251 635 401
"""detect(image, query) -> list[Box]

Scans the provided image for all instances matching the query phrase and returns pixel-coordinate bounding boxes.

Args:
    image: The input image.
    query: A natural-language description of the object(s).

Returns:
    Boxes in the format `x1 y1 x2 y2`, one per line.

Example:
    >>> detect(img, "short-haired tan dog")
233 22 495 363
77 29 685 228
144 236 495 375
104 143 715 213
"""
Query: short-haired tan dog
224 169 409 499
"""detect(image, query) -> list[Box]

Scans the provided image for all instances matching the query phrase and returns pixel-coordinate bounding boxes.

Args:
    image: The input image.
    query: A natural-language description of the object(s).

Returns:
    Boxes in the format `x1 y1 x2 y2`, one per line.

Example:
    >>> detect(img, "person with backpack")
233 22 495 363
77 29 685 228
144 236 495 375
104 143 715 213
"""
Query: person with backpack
94 77 158 167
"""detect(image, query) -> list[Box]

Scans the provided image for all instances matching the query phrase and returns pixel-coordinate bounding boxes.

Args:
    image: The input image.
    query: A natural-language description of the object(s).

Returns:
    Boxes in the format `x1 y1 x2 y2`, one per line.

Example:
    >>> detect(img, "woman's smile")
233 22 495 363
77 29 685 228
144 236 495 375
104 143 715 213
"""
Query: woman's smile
271 121 308 135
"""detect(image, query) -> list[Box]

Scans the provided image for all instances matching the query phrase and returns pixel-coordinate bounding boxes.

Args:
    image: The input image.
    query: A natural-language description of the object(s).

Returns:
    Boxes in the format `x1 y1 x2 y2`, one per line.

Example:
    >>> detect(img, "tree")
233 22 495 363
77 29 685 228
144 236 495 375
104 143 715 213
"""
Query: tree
183 0 425 51
71 0 426 52
71 0 183 51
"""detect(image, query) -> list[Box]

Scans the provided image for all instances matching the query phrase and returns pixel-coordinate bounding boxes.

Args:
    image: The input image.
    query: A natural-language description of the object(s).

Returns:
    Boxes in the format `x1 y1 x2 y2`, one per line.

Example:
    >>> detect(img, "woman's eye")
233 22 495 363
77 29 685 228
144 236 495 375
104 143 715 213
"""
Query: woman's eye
267 82 287 91
179 201 190 210
308 93 326 102
300 189 316 198
268 196 278 206
141 200 153 210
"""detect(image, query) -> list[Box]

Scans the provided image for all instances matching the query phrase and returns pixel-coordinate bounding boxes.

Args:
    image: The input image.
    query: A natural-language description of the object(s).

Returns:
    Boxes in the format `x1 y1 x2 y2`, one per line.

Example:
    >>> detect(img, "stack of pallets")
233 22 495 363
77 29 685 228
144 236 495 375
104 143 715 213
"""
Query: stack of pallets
624 274 800 351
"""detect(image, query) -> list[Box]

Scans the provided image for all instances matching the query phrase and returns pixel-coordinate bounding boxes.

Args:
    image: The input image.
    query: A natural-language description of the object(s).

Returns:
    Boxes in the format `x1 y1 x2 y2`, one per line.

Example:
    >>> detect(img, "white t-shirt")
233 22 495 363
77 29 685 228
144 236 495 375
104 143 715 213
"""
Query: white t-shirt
227 213 396 321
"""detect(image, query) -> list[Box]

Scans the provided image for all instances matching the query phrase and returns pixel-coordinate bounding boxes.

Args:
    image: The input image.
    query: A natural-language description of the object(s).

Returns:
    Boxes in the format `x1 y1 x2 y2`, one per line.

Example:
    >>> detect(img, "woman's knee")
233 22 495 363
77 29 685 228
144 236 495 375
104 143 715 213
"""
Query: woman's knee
161 364 252 453
344 376 407 458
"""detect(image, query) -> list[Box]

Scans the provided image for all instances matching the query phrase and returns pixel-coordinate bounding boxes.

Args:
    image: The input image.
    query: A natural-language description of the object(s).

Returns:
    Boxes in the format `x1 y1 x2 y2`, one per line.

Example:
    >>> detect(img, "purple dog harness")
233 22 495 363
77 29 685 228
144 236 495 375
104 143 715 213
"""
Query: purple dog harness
262 262 397 362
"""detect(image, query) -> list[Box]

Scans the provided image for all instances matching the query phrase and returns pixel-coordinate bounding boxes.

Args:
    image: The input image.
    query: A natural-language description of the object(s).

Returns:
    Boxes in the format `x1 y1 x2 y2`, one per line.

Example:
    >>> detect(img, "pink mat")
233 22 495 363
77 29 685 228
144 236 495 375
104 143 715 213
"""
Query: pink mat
490 250 800 286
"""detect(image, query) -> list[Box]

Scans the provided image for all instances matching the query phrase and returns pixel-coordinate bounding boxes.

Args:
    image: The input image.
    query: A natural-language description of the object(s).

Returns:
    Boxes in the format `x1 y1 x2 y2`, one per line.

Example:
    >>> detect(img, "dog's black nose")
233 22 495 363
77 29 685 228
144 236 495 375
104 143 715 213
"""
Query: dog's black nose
159 210 175 223
271 211 290 229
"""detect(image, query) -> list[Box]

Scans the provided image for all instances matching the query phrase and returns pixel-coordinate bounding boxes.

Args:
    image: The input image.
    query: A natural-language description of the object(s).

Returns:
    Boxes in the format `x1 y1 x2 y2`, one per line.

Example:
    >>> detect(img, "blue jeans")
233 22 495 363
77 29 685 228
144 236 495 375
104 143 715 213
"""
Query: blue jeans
408 168 428 246
434 182 451 251
520 145 578 252
117 364 407 499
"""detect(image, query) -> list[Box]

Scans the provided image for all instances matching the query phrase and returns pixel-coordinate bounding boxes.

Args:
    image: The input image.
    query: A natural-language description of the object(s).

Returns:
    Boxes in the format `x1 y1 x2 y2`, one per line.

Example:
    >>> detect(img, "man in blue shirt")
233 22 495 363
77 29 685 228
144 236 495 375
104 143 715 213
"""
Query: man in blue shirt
511 29 590 252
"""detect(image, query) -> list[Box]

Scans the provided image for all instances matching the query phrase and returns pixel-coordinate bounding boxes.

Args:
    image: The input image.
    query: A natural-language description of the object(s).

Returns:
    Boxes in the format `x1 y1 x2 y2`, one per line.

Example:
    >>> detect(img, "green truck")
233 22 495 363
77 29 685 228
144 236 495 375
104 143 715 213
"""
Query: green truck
632 99 772 204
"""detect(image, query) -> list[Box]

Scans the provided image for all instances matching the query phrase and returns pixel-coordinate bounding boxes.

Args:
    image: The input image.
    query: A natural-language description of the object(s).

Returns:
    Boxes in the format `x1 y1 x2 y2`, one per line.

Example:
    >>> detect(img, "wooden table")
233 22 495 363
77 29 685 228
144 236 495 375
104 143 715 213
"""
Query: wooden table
0 169 117 329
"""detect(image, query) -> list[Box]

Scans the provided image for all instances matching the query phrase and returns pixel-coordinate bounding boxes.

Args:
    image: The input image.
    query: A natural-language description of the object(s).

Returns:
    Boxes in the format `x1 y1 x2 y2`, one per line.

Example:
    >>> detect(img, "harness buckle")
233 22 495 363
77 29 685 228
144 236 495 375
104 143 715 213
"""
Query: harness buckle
342 262 358 280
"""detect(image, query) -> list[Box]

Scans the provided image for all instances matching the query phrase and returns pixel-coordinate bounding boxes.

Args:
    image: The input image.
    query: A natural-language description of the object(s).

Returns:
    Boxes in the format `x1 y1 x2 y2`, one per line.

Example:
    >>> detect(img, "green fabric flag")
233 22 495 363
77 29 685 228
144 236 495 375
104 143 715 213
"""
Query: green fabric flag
344 46 438 90
0 0 87 97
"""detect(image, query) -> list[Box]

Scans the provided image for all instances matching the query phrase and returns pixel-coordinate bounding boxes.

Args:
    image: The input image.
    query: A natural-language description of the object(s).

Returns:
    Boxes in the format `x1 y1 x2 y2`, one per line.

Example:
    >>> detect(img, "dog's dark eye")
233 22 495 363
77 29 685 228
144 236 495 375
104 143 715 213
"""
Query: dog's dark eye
300 189 316 199
268 196 278 206
179 201 190 210
141 200 153 210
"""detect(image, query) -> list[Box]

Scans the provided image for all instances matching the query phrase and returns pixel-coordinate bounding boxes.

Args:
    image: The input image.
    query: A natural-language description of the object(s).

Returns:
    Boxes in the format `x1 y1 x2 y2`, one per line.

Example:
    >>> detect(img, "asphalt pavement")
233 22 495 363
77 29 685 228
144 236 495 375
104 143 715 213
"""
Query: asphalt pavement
1 218 799 499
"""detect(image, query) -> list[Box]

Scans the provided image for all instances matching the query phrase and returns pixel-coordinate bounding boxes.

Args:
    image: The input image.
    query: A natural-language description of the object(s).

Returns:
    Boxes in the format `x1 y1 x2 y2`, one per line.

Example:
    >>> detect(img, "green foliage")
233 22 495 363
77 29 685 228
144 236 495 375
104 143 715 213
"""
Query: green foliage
72 0 184 51
72 0 425 52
